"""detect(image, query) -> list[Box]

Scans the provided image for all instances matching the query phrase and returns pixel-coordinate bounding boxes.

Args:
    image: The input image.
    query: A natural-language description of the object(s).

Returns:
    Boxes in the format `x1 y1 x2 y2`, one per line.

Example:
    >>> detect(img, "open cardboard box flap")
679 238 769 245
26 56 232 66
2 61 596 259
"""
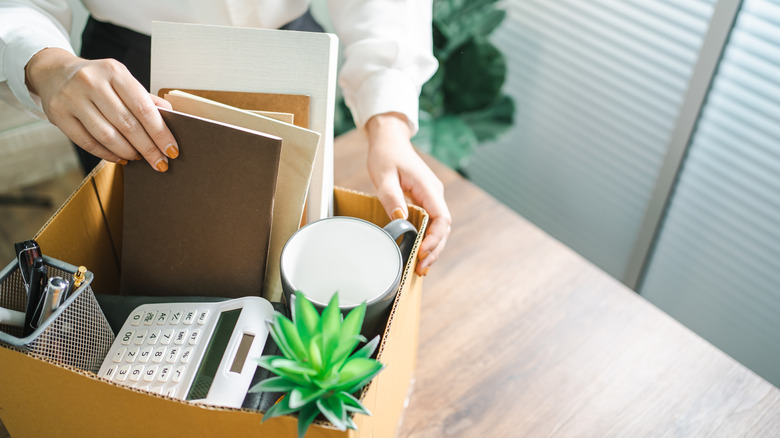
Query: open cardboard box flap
0 161 427 437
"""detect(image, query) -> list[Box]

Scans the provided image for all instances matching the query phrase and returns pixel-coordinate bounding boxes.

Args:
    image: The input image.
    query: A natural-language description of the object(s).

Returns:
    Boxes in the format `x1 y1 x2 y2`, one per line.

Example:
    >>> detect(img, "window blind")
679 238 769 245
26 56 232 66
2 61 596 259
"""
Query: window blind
641 0 780 387
465 0 715 280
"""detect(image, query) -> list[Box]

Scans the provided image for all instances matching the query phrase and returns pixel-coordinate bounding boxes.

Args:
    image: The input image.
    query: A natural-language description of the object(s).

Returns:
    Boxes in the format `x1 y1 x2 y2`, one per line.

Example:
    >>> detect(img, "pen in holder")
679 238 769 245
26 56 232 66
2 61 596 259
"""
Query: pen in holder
0 256 114 373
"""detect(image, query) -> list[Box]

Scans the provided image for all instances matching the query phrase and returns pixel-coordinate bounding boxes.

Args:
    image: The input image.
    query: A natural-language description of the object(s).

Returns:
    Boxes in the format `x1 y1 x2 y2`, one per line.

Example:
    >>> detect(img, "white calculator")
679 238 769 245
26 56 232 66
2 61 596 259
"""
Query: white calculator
98 297 274 408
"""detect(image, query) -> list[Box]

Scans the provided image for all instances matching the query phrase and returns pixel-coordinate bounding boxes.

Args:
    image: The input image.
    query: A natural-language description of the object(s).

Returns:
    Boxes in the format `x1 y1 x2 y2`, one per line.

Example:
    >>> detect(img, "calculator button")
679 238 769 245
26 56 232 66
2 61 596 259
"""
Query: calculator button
183 311 196 325
143 311 157 326
166 347 181 363
156 310 170 325
116 365 131 382
150 386 164 395
130 365 144 382
161 329 175 345
158 365 172 382
174 329 188 345
120 330 133 346
130 311 144 326
147 330 160 345
126 347 139 363
180 347 193 364
101 365 117 379
172 366 186 383
111 347 127 363
165 387 178 398
152 347 167 363
188 330 200 345
197 310 209 325
170 310 183 325
139 347 153 363
133 330 148 345
144 365 159 382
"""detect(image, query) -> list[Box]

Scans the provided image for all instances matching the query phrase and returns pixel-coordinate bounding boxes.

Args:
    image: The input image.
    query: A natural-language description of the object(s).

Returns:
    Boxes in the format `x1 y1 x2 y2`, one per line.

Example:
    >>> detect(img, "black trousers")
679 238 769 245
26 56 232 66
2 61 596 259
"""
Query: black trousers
76 13 323 174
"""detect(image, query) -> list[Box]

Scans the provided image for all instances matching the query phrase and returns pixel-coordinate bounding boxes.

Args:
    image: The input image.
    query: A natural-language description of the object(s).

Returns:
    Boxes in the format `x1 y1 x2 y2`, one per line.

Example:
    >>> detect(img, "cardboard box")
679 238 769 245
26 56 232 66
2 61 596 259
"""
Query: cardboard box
0 162 428 437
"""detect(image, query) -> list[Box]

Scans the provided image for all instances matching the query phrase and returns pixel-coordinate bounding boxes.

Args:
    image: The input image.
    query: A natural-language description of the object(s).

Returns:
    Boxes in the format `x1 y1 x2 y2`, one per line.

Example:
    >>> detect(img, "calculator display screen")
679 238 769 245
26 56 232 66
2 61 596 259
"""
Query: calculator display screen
186 308 241 400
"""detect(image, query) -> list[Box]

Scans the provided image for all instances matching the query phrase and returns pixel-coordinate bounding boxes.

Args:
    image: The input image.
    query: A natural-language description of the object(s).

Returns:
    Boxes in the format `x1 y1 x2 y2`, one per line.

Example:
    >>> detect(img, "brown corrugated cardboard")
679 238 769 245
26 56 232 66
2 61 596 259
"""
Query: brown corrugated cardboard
0 161 426 437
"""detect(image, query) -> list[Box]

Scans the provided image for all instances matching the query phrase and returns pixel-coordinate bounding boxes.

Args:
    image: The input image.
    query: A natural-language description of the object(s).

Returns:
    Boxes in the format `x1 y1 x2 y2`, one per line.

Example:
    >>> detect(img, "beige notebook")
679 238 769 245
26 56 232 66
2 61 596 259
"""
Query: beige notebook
120 108 282 298
164 90 320 301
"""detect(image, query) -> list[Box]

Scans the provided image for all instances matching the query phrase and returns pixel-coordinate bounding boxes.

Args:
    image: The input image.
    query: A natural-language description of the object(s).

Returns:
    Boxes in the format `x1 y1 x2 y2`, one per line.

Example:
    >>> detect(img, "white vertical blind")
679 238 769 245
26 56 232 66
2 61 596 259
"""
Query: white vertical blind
465 0 715 279
641 0 780 387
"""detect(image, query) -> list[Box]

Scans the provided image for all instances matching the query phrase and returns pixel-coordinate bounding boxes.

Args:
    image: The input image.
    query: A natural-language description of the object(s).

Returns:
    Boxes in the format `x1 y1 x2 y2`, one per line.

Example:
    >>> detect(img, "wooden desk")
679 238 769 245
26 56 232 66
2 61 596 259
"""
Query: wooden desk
334 130 780 436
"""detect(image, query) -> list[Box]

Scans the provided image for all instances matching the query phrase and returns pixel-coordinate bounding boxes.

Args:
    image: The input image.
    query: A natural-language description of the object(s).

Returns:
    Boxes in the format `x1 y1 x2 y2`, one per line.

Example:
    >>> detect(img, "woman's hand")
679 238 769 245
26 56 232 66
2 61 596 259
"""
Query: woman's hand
25 48 178 171
365 112 451 276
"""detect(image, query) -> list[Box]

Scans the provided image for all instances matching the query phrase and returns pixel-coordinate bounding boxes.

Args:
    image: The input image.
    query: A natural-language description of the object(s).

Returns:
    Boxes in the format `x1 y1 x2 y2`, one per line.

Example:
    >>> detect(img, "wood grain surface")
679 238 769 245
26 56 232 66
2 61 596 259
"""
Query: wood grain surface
333 130 780 437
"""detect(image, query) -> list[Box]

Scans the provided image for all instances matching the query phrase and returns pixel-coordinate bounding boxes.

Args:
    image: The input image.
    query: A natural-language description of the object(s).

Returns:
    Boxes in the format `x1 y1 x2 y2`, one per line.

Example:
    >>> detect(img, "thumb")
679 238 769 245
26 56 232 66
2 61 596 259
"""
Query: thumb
376 173 408 221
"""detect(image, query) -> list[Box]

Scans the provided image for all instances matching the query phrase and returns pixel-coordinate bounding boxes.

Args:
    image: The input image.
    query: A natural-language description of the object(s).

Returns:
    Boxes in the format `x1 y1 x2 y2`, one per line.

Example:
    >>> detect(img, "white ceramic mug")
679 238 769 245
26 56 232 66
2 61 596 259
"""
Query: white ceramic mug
279 216 417 338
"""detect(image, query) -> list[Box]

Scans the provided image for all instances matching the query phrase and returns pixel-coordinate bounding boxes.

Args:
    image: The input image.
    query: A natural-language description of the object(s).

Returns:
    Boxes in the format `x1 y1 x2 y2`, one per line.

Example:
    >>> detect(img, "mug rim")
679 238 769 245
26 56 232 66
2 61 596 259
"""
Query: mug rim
279 216 404 310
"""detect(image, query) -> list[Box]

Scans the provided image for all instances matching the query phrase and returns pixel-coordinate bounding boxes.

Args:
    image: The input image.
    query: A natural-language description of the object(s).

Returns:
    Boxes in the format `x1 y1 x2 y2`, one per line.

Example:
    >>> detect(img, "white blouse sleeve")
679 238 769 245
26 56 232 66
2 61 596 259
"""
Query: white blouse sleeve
0 0 75 115
327 0 438 134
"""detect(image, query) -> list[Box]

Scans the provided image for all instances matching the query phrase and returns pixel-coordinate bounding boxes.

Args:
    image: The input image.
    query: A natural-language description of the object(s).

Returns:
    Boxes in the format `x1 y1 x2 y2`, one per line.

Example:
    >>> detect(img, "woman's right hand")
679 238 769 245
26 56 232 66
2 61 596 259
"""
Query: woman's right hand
24 47 178 171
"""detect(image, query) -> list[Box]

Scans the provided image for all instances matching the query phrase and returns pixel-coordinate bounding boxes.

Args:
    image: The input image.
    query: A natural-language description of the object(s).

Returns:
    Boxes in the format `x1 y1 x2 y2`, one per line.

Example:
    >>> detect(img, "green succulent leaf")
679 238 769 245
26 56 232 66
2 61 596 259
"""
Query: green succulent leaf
337 391 372 416
330 302 367 368
289 386 327 409
320 293 342 365
337 358 384 393
308 334 323 372
248 376 298 393
316 397 347 431
270 357 318 377
276 312 307 362
297 403 321 438
345 415 358 431
294 291 320 347
326 395 348 427
262 395 297 422
267 315 297 361
351 335 380 360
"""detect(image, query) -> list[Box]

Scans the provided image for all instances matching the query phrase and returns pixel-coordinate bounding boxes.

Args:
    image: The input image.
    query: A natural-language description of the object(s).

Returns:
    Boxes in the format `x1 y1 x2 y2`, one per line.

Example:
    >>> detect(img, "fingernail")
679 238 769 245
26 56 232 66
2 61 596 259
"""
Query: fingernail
155 158 168 172
391 208 406 220
117 159 128 165
165 144 179 159
420 267 430 277
418 251 430 262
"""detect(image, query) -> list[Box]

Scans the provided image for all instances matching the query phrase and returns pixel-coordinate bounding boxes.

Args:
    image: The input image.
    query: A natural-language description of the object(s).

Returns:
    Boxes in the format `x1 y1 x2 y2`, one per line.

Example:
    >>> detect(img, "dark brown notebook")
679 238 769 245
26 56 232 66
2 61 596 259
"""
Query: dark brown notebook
120 108 282 298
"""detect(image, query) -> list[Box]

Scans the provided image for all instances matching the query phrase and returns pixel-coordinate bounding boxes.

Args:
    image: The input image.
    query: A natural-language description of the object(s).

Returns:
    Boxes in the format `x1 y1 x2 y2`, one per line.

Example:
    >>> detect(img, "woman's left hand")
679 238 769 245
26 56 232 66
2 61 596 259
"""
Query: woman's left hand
365 112 451 276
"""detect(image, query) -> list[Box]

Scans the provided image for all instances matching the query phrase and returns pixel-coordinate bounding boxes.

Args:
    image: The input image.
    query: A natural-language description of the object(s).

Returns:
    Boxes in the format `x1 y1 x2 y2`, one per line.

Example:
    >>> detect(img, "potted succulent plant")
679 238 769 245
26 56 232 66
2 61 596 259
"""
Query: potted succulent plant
249 292 384 437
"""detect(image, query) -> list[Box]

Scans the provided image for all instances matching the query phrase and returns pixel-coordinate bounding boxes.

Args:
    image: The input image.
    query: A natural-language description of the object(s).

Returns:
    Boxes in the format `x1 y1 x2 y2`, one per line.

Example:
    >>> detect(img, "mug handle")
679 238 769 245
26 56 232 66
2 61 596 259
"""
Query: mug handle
383 219 418 268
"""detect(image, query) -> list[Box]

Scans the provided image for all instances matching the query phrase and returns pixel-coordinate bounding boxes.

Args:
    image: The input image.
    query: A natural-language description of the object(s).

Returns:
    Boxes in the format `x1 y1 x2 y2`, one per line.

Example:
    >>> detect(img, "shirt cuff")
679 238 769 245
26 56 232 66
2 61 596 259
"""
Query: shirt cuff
343 68 421 135
3 28 73 115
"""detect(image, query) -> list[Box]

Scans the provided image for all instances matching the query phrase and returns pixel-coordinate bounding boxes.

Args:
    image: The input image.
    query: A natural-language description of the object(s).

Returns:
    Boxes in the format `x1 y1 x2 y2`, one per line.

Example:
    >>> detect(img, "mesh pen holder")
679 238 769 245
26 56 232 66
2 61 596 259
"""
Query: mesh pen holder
0 256 114 373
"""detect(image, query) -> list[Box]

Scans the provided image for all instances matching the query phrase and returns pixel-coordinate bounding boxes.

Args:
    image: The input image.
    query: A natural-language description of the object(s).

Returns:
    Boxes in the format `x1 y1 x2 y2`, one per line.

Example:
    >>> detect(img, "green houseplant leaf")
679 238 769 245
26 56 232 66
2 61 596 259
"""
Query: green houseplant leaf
443 37 506 113
334 0 515 172
249 292 384 438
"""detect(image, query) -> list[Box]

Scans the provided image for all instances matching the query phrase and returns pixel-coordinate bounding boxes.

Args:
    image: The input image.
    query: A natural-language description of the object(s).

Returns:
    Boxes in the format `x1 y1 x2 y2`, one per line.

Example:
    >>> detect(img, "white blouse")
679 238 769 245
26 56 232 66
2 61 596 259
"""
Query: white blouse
0 0 438 132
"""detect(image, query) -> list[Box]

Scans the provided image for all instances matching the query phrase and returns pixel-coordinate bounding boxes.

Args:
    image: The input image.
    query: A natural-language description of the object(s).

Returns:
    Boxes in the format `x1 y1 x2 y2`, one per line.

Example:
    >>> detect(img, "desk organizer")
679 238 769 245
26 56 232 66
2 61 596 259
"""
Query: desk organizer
0 256 114 373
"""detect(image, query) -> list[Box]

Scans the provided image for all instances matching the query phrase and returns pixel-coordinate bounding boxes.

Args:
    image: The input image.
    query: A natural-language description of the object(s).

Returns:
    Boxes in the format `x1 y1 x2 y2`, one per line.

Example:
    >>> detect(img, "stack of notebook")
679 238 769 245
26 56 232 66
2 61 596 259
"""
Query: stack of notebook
119 23 337 303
